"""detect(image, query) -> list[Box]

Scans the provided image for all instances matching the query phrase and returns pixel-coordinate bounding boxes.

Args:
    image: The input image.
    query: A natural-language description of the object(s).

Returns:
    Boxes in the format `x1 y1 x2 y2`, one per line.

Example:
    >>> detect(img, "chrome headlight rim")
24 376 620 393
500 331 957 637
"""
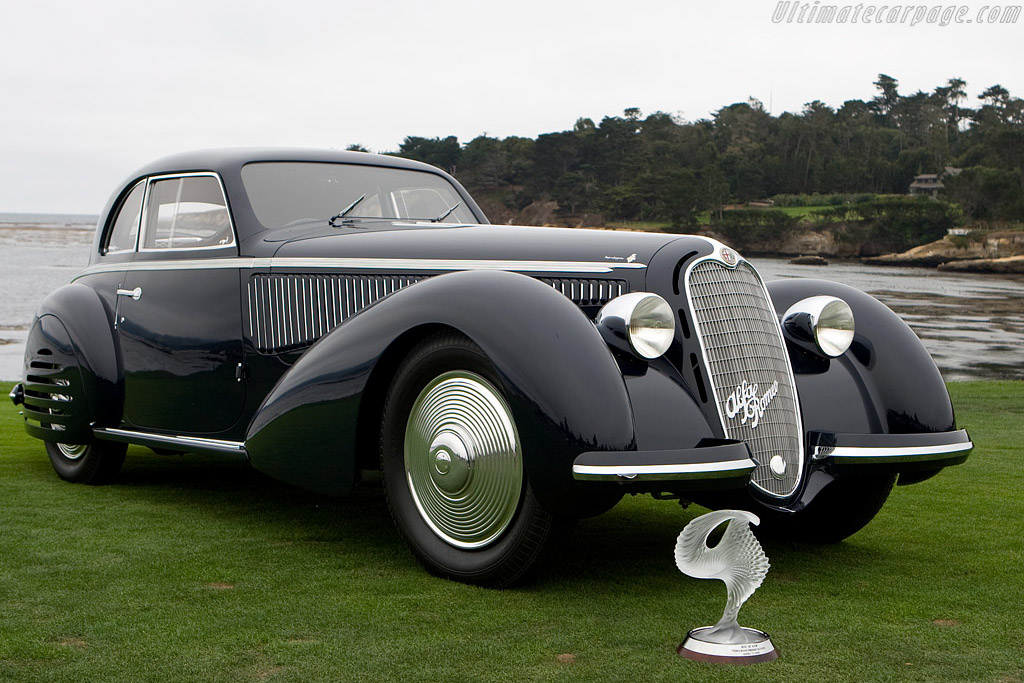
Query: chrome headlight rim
596 292 676 360
782 295 855 358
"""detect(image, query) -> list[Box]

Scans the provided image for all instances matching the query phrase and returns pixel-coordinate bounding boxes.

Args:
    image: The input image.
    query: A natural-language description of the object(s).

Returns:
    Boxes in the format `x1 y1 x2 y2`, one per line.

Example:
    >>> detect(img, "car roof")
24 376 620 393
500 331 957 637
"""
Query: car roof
132 147 445 177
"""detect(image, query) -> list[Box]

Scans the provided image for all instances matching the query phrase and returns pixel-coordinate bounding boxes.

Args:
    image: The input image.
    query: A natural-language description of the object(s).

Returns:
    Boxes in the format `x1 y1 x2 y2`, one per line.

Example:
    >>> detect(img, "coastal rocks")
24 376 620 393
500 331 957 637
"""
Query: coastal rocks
938 255 1024 274
789 255 829 265
864 232 1024 270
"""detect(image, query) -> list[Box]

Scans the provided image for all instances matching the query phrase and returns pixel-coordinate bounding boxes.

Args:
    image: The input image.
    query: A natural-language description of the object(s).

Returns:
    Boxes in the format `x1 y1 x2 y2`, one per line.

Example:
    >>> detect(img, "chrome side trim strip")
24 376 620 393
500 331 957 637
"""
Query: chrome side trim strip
94 427 246 455
73 256 646 281
572 458 756 481
73 258 272 280
268 257 646 273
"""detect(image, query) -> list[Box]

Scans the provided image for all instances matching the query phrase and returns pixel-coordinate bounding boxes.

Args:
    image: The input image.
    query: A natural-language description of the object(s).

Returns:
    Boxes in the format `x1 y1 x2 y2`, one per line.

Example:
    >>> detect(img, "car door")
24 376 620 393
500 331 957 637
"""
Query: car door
116 173 246 434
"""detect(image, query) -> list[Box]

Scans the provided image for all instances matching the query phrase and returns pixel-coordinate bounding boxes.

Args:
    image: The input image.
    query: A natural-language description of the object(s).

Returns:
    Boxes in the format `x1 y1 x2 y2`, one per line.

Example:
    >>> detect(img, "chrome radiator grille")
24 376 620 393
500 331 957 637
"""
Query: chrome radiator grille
247 274 628 353
685 260 803 497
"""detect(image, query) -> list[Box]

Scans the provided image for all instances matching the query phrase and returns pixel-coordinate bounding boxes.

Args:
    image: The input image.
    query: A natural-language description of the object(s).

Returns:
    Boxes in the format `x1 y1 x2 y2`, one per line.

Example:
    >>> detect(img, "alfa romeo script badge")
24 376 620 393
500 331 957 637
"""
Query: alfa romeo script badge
724 380 779 429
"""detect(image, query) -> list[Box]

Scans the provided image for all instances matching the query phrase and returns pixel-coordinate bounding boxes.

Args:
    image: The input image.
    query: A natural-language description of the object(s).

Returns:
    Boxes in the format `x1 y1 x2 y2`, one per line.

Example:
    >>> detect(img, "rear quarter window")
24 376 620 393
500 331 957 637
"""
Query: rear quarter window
104 181 145 254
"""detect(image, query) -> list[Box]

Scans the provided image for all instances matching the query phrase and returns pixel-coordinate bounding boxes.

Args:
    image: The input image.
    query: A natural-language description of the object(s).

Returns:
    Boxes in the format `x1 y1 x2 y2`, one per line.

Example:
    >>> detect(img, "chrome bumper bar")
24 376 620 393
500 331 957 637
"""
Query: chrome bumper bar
572 441 755 483
811 429 973 469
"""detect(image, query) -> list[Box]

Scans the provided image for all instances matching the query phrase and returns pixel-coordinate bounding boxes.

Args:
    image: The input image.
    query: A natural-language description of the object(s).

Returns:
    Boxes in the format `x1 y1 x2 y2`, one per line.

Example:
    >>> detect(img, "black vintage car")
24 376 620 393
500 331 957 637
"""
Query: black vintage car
10 149 972 586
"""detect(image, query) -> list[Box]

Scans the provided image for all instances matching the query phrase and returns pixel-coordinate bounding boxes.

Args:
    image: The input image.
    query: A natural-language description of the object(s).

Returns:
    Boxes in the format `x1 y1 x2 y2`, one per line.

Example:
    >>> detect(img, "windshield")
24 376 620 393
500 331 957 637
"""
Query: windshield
241 161 477 229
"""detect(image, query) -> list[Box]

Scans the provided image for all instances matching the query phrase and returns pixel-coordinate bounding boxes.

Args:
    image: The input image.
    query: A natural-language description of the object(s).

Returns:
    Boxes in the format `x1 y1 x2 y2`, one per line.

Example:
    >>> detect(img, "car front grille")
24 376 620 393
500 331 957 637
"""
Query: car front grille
685 259 803 497
247 274 628 353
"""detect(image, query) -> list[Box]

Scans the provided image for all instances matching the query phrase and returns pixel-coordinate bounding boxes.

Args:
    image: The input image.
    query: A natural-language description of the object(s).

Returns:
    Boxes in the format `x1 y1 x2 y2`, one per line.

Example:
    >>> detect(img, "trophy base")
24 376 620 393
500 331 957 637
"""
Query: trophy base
677 626 778 665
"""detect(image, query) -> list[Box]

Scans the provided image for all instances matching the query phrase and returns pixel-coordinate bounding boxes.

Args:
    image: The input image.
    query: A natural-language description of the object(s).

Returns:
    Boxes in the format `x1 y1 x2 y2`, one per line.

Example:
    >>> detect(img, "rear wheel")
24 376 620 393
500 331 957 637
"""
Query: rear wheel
45 440 127 485
380 331 565 587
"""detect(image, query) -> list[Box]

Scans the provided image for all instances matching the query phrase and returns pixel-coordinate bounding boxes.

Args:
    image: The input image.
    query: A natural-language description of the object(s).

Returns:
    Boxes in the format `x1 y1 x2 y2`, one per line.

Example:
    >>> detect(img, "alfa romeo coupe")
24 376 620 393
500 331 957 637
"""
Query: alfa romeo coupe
10 149 973 586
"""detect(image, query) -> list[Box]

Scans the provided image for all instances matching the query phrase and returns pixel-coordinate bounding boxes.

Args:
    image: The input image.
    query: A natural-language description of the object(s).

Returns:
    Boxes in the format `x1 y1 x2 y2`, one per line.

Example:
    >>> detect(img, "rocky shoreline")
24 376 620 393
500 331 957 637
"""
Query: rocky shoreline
694 223 1024 273
863 232 1024 273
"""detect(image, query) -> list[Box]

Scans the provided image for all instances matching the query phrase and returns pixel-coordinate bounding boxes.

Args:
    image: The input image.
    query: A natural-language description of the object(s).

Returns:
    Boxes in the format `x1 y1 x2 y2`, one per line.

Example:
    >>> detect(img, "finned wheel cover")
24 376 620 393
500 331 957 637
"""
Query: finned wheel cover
404 371 523 549
57 443 87 460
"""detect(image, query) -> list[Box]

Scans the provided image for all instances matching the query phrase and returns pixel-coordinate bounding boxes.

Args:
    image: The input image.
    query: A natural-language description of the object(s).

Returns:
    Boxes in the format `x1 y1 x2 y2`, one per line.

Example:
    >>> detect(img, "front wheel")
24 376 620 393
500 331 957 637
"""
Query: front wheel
45 440 127 485
756 473 897 543
380 332 565 587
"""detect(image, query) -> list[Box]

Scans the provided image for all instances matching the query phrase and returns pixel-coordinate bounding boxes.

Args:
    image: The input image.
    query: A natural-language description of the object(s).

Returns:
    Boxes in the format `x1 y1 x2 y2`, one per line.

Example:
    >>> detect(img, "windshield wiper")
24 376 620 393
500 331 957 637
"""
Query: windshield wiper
329 193 367 227
430 201 461 223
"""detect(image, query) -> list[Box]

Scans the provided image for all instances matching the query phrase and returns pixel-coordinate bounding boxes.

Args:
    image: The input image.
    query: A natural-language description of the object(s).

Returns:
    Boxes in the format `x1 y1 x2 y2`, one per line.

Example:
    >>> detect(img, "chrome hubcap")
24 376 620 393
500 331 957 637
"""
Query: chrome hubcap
57 443 87 460
404 371 522 549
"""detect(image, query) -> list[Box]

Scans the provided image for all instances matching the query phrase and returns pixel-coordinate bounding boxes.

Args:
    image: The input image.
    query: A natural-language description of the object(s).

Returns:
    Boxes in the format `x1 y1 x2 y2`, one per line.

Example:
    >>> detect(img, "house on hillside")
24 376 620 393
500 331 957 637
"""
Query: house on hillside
908 167 962 197
909 174 943 196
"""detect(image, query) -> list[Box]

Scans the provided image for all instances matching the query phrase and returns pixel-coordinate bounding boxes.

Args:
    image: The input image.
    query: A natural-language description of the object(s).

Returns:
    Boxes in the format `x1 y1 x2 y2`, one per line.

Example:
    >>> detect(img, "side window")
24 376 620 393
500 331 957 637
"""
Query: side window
104 182 145 253
142 176 233 250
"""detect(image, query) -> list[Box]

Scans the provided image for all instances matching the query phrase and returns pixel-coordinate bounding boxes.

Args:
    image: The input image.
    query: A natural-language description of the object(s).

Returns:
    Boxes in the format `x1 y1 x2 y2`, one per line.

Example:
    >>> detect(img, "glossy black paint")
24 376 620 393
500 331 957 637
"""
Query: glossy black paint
767 279 956 436
643 238 726 433
246 269 637 514
21 282 123 443
19 148 970 531
117 261 246 434
700 277 961 514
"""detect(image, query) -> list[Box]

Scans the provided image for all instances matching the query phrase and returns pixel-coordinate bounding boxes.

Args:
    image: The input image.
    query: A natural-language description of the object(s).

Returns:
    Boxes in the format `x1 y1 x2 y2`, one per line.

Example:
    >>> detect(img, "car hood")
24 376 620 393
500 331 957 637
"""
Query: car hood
268 222 700 277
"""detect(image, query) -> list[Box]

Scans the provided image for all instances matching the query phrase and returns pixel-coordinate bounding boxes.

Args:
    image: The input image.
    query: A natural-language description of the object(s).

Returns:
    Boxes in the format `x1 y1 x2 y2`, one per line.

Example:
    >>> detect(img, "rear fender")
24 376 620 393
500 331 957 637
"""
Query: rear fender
245 269 636 512
20 284 121 443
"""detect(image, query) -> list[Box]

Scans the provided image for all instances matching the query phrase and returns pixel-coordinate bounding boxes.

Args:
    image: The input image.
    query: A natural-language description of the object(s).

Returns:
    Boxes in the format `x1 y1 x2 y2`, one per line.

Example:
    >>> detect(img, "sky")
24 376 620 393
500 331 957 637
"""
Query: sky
1 0 1021 214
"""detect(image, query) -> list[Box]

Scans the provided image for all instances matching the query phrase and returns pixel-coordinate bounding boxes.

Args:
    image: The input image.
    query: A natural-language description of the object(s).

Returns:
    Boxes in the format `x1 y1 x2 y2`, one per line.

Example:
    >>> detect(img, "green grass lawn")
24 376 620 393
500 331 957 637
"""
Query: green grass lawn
1 382 1022 682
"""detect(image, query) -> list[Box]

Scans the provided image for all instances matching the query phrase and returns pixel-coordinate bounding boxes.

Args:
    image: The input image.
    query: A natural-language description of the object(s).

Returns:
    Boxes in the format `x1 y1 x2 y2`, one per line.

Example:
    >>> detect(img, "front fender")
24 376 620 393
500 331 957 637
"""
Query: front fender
767 279 956 438
245 270 636 511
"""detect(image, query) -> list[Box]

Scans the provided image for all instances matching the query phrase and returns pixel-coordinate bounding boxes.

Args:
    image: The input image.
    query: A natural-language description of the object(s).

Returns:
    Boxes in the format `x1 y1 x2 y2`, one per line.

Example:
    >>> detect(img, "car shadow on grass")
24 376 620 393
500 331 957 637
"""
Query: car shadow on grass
109 449 892 588
112 447 404 554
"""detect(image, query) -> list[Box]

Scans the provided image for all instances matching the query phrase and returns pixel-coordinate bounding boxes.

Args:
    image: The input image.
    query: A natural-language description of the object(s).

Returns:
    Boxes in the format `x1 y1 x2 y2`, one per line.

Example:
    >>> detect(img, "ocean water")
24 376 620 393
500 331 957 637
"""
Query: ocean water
0 212 98 228
1 218 1022 381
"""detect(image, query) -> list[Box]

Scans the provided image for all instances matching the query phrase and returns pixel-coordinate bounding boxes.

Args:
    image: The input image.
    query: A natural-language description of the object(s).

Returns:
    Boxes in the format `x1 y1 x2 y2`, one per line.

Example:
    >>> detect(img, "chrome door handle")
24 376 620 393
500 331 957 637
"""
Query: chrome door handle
116 287 143 301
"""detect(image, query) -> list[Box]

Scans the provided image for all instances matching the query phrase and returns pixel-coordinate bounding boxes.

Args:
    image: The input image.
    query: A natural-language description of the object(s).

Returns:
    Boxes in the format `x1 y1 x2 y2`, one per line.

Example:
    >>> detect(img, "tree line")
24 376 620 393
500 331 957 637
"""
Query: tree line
363 75 1024 228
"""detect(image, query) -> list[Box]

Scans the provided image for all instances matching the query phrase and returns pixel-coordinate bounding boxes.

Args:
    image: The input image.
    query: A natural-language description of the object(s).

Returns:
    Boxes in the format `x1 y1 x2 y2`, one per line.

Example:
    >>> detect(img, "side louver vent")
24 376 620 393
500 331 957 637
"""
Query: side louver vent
538 278 627 306
22 360 77 434
248 274 631 354
247 274 426 353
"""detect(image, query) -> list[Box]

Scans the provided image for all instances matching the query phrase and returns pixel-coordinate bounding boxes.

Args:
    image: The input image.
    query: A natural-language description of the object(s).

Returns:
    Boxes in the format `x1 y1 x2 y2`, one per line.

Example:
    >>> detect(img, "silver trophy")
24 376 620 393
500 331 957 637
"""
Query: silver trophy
674 509 778 664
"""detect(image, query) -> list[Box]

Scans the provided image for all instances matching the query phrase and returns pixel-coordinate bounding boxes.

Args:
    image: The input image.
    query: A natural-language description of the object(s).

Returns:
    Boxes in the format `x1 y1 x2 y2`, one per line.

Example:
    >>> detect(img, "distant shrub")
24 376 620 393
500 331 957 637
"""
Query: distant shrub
770 192 877 207
712 208 799 248
809 197 962 251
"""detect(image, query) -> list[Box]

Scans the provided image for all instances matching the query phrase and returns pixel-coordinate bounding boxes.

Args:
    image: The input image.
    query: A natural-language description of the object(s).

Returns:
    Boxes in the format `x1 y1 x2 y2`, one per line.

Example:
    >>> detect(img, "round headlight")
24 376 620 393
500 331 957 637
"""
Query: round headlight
596 292 675 359
783 295 855 358
815 298 855 357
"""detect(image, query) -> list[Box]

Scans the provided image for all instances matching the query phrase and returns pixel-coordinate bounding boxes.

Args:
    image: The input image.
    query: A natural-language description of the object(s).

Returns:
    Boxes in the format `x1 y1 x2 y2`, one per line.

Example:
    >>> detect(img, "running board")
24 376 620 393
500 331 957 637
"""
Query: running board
94 427 249 459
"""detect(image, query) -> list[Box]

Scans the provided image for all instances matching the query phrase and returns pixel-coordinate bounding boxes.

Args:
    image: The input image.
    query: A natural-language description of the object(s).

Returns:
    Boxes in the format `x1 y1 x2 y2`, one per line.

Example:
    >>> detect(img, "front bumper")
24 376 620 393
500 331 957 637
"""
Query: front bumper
571 440 755 485
570 429 972 490
810 429 973 472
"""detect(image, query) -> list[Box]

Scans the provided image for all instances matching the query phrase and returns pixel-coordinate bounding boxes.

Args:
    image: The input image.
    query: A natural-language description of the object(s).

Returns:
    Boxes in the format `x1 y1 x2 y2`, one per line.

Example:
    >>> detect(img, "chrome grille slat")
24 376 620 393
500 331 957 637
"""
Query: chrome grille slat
686 260 803 497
